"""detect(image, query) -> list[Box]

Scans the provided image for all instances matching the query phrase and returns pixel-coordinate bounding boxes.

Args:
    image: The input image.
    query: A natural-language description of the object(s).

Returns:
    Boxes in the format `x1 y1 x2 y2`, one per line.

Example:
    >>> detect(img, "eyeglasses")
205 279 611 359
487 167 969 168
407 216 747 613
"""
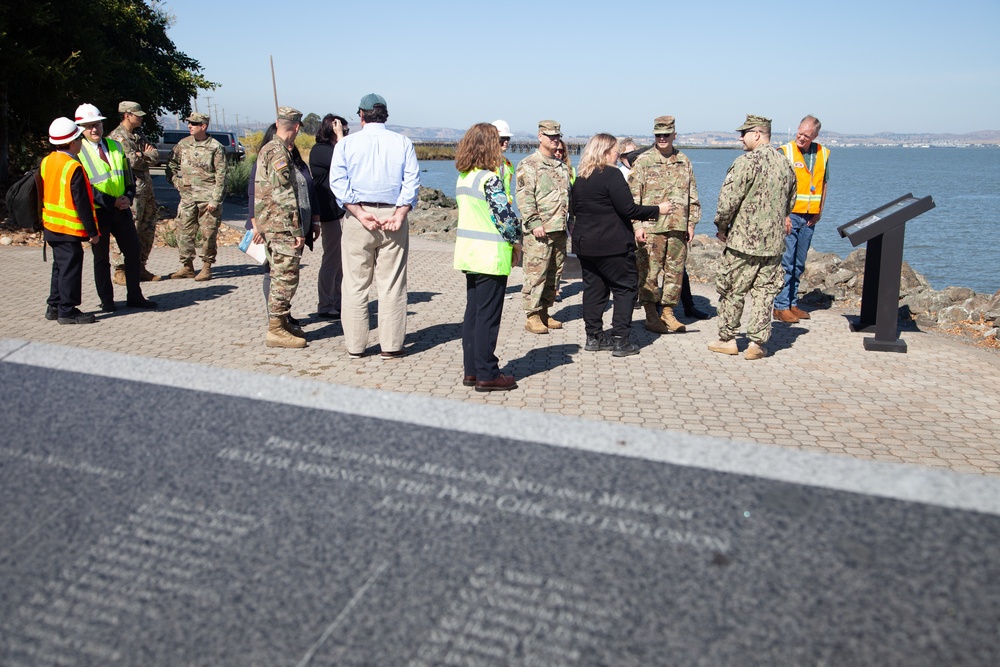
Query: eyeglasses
740 129 760 138
188 122 205 127
80 124 101 130
544 134 562 140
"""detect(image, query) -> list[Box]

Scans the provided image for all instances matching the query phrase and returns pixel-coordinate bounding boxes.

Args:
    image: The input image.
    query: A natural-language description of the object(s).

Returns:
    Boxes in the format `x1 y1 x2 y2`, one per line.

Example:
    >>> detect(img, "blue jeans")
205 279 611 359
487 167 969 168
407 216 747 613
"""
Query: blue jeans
774 213 815 309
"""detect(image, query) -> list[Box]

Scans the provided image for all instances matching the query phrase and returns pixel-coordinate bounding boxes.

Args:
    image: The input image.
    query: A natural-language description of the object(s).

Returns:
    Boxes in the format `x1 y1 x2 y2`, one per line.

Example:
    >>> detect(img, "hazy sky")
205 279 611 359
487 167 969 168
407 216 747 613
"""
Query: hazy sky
159 0 999 136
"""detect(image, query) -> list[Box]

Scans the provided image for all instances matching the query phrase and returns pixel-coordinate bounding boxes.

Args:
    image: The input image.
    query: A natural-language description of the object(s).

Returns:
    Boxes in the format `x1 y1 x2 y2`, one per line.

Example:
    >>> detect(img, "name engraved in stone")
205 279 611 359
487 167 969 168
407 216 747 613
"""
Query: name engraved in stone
225 437 725 552
4 496 260 665
0 446 125 479
412 565 615 666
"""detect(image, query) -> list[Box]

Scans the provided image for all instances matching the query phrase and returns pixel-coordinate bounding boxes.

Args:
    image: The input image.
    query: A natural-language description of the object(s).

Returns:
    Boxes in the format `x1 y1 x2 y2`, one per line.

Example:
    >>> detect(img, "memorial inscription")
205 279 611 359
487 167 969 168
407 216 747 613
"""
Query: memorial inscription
1 360 998 666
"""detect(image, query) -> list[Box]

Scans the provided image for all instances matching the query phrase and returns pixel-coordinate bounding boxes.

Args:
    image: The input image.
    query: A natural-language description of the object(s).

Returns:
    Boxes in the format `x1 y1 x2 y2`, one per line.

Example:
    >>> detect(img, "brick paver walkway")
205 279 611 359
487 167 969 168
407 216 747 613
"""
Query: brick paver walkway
4 231 999 478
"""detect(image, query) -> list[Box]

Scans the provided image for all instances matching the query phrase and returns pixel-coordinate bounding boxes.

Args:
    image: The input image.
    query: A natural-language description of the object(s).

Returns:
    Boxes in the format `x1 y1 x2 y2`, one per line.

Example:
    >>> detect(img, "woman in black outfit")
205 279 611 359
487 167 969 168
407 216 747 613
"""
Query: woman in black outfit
309 114 349 318
571 133 670 356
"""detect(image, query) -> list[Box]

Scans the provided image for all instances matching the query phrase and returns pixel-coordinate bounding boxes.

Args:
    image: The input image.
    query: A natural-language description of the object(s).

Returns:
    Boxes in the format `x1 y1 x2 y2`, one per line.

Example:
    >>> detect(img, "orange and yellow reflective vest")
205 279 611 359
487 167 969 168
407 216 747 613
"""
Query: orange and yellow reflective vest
40 151 96 238
781 141 829 214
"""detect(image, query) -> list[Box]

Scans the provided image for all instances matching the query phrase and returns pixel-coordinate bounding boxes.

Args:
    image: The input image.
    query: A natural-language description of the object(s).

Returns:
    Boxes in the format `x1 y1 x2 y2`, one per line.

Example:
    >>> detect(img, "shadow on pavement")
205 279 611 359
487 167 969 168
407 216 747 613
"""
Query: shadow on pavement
508 343 580 380
152 285 237 311
404 322 462 354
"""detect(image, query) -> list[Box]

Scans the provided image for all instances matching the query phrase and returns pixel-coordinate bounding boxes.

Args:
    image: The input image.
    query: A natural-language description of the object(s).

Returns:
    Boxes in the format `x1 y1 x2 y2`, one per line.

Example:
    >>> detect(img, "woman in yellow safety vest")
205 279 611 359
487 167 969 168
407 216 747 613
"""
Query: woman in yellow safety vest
454 123 522 392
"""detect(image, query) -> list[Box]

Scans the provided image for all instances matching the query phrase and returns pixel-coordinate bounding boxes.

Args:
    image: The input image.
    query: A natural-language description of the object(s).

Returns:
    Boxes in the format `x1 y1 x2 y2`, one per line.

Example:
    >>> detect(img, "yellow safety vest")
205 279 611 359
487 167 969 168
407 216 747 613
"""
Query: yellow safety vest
41 151 95 238
781 141 829 214
454 169 513 276
496 156 513 199
78 138 127 203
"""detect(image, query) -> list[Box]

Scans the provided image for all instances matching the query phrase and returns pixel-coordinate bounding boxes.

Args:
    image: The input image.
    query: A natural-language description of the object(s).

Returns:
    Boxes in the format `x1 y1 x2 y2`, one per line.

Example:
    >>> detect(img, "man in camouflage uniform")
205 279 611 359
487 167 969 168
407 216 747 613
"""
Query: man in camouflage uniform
628 115 701 334
165 112 227 281
515 120 572 334
108 101 160 284
255 107 307 348
710 114 797 360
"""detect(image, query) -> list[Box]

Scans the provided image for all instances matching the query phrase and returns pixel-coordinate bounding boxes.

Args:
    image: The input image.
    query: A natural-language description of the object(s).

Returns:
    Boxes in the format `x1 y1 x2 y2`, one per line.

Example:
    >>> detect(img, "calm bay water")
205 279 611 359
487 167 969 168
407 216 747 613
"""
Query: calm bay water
418 147 1000 294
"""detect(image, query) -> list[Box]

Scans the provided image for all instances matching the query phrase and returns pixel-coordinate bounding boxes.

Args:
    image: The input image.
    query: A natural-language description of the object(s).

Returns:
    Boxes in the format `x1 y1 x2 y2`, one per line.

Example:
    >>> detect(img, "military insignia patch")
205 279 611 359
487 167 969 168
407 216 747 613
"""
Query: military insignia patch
517 176 525 188
274 158 288 171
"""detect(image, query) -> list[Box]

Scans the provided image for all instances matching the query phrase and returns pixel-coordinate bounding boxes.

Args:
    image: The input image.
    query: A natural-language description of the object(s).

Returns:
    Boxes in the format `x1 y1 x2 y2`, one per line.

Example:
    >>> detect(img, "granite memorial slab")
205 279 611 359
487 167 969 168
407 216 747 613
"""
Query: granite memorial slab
1 341 998 666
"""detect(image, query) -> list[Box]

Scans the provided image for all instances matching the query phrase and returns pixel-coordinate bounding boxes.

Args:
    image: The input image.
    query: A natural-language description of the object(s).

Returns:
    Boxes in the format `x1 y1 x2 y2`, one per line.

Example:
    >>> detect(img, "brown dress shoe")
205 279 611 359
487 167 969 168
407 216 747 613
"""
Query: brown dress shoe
773 308 799 323
475 373 517 392
789 305 811 319
462 375 476 387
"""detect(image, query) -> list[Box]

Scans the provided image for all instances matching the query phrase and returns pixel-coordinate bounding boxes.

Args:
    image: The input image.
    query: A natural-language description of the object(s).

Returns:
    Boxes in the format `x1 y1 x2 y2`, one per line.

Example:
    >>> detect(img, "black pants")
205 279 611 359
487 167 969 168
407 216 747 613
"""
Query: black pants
579 251 637 338
463 272 507 381
46 236 85 317
92 208 143 305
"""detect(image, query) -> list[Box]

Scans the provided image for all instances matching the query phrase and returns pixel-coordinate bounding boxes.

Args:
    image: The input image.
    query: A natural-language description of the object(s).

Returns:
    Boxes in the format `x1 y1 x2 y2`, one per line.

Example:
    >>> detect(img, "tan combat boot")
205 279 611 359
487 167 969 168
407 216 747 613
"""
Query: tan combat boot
708 339 739 355
643 303 670 334
525 313 549 334
541 308 563 329
266 317 306 348
194 264 212 282
170 263 195 279
744 341 767 360
660 308 687 333
112 268 127 285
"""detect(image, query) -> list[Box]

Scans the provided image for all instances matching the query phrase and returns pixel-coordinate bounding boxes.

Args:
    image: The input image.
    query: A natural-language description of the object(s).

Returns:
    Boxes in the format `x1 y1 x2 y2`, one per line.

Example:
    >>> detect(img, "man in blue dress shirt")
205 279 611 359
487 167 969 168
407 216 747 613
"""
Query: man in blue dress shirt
330 93 420 359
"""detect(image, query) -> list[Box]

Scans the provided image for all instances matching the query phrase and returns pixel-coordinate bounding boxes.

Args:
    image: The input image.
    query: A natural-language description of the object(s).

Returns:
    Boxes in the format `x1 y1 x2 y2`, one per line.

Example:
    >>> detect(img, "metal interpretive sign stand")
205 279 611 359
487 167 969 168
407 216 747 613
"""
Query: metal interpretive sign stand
838 194 935 353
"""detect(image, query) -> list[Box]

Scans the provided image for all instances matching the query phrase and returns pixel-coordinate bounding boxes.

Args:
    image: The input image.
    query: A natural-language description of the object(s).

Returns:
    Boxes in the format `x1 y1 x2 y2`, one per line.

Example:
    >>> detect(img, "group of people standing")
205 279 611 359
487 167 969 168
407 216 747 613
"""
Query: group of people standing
454 112 829 390
39 98 828 393
41 102 159 325
250 95 419 356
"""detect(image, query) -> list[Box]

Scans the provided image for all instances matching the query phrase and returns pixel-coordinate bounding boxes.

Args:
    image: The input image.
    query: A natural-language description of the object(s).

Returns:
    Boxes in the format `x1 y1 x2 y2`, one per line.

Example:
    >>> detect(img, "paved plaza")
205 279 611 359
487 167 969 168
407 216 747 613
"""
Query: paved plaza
4 220 999 478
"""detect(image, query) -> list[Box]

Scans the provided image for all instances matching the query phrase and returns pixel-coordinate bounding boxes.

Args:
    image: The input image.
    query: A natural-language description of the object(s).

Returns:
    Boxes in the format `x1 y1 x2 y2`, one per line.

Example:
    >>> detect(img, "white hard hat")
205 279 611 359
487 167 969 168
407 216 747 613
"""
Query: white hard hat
49 117 84 145
74 103 106 124
492 119 511 138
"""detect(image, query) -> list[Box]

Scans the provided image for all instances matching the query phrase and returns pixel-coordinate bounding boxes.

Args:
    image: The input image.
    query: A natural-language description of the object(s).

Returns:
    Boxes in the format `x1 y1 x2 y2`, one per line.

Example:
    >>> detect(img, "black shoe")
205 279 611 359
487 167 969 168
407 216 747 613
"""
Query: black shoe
127 298 158 309
317 311 341 320
100 301 117 313
584 332 614 352
45 305 58 321
683 306 710 320
612 335 640 357
58 309 96 325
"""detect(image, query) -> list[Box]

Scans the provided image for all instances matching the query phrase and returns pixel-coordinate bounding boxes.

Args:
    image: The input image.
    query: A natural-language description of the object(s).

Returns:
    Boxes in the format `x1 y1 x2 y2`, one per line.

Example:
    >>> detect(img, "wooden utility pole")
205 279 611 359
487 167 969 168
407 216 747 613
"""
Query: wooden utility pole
270 56 279 117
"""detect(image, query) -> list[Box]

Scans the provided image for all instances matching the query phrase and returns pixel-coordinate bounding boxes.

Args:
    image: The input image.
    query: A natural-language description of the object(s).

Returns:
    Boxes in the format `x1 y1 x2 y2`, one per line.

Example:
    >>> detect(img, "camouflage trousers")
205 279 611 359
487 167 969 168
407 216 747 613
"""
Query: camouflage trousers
265 231 301 318
715 248 782 344
522 230 566 315
112 176 157 269
636 230 687 306
176 199 221 266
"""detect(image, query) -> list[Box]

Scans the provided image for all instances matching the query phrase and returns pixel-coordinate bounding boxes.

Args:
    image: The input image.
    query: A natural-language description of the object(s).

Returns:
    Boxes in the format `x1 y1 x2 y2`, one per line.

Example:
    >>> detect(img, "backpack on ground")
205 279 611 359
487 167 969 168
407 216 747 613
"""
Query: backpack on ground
5 169 43 230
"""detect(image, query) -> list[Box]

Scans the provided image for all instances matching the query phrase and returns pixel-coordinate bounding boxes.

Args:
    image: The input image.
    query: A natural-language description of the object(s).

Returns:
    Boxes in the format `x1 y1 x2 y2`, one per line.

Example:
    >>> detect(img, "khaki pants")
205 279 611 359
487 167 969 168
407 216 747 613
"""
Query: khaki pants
341 206 409 355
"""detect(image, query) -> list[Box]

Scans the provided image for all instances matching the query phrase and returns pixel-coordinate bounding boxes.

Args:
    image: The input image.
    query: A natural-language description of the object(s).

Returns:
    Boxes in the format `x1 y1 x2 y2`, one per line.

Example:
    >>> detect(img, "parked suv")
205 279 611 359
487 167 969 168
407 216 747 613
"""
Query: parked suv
157 130 245 164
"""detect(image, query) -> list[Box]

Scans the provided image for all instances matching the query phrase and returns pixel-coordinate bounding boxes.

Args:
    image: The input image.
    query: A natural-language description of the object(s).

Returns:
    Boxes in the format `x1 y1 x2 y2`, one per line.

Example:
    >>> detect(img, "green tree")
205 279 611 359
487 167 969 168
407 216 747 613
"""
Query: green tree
301 112 321 136
0 0 216 182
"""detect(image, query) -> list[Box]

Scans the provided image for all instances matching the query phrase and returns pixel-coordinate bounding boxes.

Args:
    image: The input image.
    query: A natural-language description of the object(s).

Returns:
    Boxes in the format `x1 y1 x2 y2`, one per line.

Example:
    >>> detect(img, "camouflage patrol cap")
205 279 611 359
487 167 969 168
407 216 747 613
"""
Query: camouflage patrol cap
653 116 675 134
277 106 303 123
118 101 146 116
538 120 561 135
186 112 210 124
735 114 771 132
